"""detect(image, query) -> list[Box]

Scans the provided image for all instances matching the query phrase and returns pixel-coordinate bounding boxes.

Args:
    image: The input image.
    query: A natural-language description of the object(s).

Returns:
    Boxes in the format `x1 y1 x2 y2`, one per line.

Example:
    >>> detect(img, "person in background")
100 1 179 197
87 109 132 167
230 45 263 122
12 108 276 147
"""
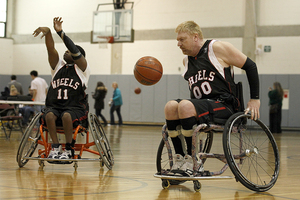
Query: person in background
268 82 283 134
19 86 35 127
110 82 123 126
8 75 23 95
92 81 108 126
30 70 48 112
9 85 19 96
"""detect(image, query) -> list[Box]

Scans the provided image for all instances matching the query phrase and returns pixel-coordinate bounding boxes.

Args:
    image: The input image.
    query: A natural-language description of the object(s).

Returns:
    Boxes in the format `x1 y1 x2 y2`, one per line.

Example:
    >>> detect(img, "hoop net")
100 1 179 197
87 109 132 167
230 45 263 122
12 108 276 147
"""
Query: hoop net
97 36 114 49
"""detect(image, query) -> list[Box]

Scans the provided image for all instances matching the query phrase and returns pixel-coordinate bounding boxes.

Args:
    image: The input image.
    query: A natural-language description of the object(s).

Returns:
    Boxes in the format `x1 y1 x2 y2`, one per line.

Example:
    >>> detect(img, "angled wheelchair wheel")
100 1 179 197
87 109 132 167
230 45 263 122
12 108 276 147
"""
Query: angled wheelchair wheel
156 130 213 185
16 112 42 167
156 138 186 185
88 113 114 170
223 112 280 192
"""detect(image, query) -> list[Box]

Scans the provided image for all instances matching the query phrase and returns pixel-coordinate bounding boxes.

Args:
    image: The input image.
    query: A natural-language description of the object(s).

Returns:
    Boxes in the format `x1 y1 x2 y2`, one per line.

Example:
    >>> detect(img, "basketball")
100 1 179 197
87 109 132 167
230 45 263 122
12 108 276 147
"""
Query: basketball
134 87 141 94
134 56 163 86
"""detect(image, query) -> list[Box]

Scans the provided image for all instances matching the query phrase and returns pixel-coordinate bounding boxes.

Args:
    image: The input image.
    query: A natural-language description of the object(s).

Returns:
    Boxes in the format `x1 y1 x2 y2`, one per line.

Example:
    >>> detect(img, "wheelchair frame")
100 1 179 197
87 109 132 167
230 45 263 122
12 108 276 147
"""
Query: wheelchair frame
154 112 280 192
16 112 114 171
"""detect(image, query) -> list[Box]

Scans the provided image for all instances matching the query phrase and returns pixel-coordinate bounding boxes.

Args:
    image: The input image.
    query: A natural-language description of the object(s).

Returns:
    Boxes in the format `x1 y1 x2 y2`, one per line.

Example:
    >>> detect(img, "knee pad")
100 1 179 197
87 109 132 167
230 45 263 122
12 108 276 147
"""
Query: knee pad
168 130 180 138
180 117 198 137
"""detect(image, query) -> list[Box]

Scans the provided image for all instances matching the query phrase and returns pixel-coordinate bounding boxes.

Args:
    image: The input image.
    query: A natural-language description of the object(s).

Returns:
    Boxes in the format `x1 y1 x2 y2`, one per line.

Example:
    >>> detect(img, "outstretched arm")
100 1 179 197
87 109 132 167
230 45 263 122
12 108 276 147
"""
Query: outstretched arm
33 27 59 69
53 17 87 72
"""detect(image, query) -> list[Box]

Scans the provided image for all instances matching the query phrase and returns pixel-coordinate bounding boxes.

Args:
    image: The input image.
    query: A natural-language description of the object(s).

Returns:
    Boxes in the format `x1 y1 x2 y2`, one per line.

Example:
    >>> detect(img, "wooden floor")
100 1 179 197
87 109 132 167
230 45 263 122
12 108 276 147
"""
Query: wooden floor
0 125 300 200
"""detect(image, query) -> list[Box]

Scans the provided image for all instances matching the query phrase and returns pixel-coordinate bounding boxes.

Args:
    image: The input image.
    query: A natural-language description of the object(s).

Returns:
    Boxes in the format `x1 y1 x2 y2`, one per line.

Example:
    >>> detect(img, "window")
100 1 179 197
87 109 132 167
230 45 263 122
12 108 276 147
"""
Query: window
0 0 7 37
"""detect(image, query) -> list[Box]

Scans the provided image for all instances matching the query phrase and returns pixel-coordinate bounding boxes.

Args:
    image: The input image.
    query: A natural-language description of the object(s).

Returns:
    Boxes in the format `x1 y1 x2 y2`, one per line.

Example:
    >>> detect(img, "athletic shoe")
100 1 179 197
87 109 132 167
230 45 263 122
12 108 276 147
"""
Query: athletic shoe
172 154 185 170
181 155 204 174
59 149 73 159
48 144 62 159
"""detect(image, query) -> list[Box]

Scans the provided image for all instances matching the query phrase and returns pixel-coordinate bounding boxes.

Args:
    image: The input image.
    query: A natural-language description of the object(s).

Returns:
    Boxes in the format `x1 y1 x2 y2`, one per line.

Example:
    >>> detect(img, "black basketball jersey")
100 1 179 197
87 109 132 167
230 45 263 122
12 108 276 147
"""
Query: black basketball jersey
46 63 88 110
183 40 236 100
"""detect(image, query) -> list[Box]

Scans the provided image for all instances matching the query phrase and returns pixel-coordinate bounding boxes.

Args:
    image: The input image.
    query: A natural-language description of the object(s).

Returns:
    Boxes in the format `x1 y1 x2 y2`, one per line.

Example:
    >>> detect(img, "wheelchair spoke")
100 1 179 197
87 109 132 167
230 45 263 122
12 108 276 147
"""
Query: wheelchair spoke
223 112 280 192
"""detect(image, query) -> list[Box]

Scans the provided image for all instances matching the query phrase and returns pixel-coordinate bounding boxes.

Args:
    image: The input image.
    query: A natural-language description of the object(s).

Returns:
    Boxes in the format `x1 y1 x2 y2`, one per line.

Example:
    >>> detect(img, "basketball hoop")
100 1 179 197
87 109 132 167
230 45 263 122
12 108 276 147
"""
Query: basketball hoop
97 36 114 49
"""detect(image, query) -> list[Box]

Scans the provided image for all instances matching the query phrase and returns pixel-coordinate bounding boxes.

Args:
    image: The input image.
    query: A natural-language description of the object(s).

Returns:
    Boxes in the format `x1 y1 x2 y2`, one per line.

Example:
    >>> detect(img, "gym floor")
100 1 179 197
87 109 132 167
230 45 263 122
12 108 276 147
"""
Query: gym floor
0 125 299 199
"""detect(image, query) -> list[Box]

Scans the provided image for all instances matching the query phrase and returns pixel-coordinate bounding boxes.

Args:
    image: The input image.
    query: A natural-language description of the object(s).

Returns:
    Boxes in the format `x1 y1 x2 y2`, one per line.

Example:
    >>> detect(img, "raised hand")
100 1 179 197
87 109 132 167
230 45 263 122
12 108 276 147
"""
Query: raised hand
32 27 50 38
53 17 63 32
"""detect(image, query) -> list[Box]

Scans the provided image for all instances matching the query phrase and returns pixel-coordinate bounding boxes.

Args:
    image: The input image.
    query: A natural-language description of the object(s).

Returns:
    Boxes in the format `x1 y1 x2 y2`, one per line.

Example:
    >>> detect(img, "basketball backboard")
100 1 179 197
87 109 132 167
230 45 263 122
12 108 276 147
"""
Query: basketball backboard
92 8 134 43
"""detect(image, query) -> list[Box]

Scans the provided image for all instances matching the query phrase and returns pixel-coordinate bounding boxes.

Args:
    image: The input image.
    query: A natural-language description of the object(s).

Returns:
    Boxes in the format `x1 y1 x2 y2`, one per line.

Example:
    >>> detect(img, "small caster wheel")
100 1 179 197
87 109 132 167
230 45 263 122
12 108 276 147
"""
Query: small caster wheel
100 159 104 167
38 160 45 169
193 180 201 192
73 162 78 171
162 179 170 189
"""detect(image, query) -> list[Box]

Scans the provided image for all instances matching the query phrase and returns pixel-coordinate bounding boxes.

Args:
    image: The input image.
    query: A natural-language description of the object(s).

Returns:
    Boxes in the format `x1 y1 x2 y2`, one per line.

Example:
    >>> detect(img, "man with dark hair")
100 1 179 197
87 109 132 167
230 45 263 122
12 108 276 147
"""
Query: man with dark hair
7 75 23 95
33 17 90 160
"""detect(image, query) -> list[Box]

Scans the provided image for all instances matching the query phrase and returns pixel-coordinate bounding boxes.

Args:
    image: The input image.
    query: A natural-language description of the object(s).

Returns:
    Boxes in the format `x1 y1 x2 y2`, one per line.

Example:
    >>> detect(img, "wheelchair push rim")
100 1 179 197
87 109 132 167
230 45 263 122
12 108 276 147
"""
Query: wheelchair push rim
223 112 280 192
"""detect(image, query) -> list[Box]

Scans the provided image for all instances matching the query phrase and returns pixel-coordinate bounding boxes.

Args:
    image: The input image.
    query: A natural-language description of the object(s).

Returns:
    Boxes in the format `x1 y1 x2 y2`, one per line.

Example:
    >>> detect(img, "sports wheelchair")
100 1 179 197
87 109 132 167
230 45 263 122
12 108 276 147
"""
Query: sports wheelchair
154 83 280 192
16 112 114 171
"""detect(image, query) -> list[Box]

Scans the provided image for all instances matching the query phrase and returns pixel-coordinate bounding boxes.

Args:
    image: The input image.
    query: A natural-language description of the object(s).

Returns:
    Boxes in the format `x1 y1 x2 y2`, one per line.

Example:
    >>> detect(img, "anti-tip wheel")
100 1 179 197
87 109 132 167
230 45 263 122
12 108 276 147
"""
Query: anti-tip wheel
73 162 78 171
194 180 201 192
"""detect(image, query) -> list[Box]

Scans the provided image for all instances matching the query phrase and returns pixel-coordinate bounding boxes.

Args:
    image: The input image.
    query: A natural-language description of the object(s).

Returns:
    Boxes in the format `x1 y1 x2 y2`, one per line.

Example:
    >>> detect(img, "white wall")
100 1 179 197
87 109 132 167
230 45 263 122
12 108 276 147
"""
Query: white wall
258 0 300 25
0 38 13 74
133 0 245 29
1 0 300 75
256 37 300 74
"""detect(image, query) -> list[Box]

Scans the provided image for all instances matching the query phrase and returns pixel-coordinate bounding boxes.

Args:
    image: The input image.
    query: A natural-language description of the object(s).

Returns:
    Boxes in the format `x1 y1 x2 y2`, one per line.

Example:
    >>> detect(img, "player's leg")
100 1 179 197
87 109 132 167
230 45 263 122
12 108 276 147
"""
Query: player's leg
60 109 86 159
45 110 61 158
178 99 234 172
177 100 198 172
164 100 186 169
61 112 73 144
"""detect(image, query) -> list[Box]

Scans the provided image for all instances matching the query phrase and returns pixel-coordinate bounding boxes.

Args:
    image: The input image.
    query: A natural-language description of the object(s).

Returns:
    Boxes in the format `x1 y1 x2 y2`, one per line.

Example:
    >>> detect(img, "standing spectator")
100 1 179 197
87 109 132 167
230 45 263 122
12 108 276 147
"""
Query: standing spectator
92 81 108 126
30 70 48 112
7 75 23 95
110 82 123 126
268 82 283 134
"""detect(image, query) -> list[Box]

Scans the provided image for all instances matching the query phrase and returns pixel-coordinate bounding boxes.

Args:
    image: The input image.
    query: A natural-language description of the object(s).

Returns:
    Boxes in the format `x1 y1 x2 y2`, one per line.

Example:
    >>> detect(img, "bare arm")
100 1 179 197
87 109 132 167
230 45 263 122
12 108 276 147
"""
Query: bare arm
53 17 87 72
213 41 260 120
33 27 59 69
32 89 37 101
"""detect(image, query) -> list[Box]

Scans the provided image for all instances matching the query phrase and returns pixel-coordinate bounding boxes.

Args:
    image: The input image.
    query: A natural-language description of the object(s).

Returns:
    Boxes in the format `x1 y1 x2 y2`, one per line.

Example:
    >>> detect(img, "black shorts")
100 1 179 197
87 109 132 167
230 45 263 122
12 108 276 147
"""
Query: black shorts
42 107 88 127
176 99 235 124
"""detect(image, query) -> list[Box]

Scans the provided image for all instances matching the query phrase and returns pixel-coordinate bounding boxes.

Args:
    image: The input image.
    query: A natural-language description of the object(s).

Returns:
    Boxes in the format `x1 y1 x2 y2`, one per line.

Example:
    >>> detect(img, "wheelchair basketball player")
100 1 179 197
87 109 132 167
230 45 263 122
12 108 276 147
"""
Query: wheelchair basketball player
33 17 90 160
164 21 260 174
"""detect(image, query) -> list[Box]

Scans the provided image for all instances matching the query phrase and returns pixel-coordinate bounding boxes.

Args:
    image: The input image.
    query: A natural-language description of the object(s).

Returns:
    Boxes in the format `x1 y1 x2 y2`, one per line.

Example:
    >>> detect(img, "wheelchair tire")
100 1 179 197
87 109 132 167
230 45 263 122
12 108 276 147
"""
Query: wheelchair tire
223 112 280 192
88 113 114 170
16 112 42 167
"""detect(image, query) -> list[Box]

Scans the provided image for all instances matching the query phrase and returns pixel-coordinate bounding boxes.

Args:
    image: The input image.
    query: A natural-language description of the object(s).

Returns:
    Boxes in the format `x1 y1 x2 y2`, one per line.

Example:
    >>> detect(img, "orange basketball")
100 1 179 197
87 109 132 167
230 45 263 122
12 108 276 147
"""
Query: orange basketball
134 56 163 86
134 87 141 94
